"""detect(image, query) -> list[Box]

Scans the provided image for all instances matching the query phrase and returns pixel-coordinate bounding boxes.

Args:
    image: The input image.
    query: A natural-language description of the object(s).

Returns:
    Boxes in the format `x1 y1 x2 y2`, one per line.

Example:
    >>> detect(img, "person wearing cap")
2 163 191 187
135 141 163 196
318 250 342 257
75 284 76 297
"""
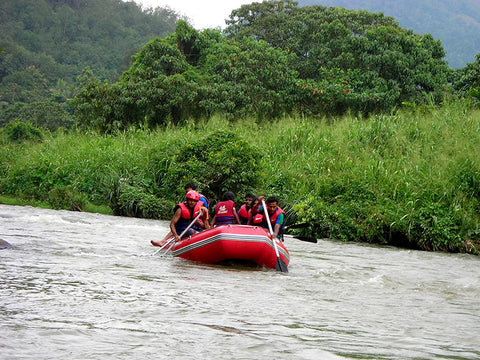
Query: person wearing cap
152 190 209 246
169 190 209 241
183 182 210 224
184 182 209 209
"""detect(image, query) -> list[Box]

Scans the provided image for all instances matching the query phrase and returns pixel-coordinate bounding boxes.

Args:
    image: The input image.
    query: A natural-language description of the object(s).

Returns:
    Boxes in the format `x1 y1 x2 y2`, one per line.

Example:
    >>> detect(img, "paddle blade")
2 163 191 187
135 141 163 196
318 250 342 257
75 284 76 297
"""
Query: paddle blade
293 236 318 243
275 258 288 273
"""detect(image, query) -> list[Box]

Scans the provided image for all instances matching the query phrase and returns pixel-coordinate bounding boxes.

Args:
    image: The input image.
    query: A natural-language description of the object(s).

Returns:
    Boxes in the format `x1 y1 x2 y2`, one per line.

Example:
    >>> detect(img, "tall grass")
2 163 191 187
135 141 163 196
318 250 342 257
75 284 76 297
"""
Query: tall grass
1 105 479 253
254 104 480 253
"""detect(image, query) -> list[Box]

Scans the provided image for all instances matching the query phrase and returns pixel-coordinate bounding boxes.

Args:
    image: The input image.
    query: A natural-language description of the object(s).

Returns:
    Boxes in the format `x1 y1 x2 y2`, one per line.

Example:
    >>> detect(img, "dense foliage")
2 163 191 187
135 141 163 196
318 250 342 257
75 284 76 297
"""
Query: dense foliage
0 125 262 218
73 5 454 129
226 1 451 113
298 0 480 69
453 54 480 108
0 0 181 130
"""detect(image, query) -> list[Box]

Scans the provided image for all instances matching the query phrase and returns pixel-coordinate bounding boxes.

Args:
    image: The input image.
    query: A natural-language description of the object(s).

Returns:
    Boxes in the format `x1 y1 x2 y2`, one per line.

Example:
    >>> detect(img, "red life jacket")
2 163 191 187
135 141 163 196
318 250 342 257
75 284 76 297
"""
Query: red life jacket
238 204 250 225
176 202 202 233
252 211 264 225
253 206 285 228
214 200 236 225
268 206 285 226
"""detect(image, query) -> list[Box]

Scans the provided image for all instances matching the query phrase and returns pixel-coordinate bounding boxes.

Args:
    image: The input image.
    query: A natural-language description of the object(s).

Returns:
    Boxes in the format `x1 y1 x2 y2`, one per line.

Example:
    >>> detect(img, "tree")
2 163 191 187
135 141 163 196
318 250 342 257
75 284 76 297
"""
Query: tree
73 21 301 129
226 1 451 109
453 53 480 107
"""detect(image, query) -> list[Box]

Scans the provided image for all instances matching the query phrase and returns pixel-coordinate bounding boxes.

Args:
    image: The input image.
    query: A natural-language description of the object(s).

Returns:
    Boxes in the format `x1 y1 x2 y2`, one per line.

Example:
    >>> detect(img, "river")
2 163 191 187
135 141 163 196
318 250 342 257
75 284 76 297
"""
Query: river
0 204 479 359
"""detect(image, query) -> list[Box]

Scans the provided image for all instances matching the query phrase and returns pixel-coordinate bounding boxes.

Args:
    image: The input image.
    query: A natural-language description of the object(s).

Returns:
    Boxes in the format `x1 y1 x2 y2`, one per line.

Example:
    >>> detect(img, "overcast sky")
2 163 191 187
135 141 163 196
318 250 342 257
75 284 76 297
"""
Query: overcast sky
130 0 256 29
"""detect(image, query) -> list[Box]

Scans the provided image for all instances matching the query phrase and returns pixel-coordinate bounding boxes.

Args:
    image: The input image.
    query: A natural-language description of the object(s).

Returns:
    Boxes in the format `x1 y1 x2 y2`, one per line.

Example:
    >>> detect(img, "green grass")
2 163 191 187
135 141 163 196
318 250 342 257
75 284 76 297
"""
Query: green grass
1 105 479 253
0 194 51 209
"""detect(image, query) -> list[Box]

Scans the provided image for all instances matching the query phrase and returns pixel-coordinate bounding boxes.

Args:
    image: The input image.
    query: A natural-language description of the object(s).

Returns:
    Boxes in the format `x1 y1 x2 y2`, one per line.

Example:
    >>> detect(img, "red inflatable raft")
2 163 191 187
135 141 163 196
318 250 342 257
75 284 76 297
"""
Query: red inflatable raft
169 225 289 270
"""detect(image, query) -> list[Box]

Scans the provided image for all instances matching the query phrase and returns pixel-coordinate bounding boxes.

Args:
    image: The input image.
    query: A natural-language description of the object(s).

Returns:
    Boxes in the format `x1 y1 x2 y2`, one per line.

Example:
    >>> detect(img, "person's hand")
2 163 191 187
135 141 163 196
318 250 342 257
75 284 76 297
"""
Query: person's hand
258 196 265 202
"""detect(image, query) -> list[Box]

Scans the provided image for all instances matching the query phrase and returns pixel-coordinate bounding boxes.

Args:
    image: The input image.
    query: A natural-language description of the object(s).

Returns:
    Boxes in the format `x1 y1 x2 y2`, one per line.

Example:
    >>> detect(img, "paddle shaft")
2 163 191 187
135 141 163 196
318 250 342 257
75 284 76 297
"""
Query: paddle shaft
283 222 311 231
174 210 204 240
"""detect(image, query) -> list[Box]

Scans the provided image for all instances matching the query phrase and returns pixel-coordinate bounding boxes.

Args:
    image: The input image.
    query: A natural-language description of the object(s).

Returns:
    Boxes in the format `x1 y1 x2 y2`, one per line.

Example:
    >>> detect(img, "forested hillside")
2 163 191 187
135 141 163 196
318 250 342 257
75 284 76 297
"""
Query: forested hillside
298 0 480 69
0 0 181 129
1 0 480 132
0 0 180 83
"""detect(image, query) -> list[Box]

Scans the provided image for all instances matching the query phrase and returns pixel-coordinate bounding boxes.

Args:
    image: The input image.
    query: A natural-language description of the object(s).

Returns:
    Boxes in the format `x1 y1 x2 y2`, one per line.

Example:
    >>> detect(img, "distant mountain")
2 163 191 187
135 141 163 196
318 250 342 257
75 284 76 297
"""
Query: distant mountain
298 0 480 68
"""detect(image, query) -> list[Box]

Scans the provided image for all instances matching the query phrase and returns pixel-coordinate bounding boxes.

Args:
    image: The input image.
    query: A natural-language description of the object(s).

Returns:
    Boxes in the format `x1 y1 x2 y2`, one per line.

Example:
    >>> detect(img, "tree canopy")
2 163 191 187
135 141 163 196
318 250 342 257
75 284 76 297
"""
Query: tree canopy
72 2 454 130
226 1 451 112
298 0 480 69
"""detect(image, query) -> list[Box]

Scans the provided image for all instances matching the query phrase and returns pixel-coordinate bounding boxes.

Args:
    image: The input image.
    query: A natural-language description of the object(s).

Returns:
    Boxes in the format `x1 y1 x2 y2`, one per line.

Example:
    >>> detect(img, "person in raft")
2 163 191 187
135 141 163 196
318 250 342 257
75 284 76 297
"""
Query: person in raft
237 193 256 225
249 196 285 239
210 191 241 227
151 190 208 246
184 182 209 209
170 190 209 241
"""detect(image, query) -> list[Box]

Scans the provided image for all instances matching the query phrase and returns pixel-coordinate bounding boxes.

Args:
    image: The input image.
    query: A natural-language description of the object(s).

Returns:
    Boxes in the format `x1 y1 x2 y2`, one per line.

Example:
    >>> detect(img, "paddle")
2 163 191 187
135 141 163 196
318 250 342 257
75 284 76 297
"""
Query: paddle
283 222 311 231
282 222 318 243
262 199 288 273
151 210 204 256
290 235 318 243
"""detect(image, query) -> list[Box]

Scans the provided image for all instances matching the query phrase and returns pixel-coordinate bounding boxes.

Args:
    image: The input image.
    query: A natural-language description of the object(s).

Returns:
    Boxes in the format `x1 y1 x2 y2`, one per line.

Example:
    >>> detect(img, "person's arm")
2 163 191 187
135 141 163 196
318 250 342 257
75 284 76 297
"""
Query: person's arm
170 207 182 241
201 206 210 229
273 213 285 238
233 207 241 224
252 196 264 213
199 197 208 209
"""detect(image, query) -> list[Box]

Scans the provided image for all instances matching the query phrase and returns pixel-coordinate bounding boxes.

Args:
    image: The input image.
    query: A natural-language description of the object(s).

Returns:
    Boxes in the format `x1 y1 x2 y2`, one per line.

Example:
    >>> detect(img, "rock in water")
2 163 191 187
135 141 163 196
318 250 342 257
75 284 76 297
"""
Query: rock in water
0 239 12 249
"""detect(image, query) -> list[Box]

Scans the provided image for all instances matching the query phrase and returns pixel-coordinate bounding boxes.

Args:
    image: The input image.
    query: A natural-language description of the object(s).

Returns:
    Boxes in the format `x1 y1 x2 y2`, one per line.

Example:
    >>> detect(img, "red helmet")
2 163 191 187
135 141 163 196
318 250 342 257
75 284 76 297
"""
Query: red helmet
185 190 200 201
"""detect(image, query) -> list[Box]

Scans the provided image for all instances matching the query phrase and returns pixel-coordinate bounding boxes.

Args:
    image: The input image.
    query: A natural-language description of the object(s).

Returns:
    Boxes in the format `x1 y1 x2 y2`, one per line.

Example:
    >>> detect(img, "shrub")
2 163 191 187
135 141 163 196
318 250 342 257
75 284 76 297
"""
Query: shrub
162 130 261 200
112 183 174 219
48 186 87 211
407 203 464 252
4 121 43 142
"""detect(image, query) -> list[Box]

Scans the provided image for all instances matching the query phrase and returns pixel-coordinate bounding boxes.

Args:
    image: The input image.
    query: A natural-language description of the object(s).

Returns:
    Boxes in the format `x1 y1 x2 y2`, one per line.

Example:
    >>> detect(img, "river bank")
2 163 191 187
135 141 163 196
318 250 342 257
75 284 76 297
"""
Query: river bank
1 105 479 254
